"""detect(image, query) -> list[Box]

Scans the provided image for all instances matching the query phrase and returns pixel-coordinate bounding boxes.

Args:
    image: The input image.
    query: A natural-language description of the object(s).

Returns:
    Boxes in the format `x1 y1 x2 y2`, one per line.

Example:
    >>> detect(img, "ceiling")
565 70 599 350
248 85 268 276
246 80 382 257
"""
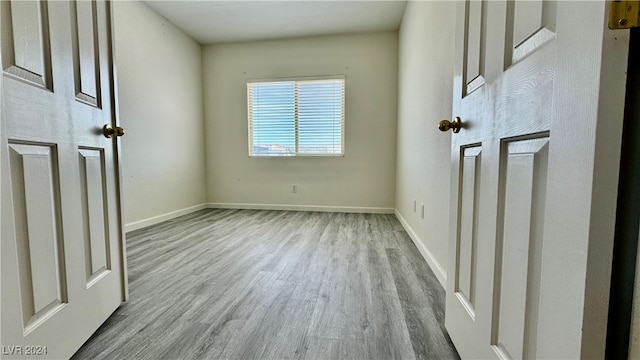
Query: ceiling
143 1 407 44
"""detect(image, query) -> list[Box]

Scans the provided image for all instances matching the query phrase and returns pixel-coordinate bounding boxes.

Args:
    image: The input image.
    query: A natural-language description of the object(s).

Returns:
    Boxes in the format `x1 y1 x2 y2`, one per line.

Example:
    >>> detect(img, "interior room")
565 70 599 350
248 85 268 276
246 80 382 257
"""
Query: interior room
2 0 639 359
115 0 452 294
96 1 457 357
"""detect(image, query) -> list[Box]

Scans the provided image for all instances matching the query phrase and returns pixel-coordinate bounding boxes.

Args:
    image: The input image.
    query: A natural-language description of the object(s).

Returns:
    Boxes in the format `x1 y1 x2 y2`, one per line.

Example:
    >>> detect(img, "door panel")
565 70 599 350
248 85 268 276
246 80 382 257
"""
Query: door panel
507 0 556 66
445 0 628 358
8 142 68 333
492 137 548 360
1 1 126 358
78 147 111 285
70 0 101 106
464 0 485 95
1 0 53 89
455 145 481 317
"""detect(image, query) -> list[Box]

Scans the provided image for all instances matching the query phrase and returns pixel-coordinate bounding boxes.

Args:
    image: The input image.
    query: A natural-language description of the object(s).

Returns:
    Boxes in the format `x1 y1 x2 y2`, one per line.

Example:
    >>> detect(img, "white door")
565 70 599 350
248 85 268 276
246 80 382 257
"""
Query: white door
444 1 629 358
1 1 127 358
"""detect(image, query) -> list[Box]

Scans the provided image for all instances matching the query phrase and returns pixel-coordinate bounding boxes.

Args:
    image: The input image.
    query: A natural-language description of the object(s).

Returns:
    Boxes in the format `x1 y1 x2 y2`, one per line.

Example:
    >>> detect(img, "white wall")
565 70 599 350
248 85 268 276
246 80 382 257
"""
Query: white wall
113 1 207 230
202 33 398 211
394 1 456 285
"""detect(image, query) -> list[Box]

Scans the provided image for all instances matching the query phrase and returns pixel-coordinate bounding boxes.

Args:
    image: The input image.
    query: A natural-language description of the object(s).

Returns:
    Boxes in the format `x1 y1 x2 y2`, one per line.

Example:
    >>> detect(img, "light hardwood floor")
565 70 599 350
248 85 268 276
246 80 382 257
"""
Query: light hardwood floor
72 209 459 359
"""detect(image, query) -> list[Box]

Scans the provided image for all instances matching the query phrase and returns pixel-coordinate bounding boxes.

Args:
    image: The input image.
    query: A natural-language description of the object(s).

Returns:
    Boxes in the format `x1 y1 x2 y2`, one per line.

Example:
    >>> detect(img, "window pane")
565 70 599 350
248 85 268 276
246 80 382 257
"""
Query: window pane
250 82 295 156
297 80 343 154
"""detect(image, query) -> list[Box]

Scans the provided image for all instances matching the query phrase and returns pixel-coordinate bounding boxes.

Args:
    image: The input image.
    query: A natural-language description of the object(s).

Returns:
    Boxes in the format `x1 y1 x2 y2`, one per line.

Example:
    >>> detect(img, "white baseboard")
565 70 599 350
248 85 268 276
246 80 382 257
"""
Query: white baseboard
394 209 447 288
125 203 208 233
207 202 395 214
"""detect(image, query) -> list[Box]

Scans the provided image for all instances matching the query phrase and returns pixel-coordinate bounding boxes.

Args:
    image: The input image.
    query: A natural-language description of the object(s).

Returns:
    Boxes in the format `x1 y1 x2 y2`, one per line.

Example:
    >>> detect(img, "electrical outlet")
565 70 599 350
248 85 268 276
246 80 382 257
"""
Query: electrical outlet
421 204 425 219
292 184 297 193
413 200 417 212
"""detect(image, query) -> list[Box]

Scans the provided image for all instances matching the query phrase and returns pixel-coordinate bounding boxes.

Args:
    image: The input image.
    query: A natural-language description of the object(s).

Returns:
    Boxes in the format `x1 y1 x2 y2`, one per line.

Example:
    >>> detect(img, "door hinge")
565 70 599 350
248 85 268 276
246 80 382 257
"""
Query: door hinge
610 0 640 29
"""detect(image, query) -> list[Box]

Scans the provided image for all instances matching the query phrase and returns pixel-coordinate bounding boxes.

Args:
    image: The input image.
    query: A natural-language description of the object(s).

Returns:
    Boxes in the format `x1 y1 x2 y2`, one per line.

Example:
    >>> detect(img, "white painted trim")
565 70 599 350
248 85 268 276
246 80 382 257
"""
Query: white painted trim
394 209 447 288
207 202 394 214
125 203 208 233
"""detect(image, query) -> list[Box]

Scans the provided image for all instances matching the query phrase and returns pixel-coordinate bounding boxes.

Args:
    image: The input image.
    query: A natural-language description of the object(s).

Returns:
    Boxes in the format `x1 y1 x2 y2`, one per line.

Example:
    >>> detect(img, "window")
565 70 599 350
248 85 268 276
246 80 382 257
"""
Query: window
247 76 345 157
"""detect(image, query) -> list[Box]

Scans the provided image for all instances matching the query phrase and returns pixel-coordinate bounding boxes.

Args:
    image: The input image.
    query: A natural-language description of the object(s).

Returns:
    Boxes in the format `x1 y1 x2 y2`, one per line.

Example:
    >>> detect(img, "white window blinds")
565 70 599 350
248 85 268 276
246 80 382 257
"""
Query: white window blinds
247 77 345 157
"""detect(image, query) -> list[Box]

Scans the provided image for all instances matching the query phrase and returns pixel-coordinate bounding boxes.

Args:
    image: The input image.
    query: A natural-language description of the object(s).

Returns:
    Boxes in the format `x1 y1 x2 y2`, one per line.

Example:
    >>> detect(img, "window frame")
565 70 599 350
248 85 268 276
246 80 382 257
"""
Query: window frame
246 75 346 158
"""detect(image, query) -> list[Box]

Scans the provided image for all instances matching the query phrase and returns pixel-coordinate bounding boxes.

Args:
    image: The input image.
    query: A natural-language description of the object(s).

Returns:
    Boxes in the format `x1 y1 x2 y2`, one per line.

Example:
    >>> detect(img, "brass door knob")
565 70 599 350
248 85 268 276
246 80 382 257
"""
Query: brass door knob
438 117 462 133
103 124 125 138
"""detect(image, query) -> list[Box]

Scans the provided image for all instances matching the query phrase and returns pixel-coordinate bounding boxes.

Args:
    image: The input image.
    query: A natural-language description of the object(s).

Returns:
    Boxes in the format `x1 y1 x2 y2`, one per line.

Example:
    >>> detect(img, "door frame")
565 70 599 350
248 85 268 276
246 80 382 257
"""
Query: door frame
606 27 640 359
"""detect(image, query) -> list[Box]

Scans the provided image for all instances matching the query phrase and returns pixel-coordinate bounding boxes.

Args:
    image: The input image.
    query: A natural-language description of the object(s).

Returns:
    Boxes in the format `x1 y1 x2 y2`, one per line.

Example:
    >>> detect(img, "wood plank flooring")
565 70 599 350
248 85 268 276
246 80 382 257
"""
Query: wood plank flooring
72 209 459 359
